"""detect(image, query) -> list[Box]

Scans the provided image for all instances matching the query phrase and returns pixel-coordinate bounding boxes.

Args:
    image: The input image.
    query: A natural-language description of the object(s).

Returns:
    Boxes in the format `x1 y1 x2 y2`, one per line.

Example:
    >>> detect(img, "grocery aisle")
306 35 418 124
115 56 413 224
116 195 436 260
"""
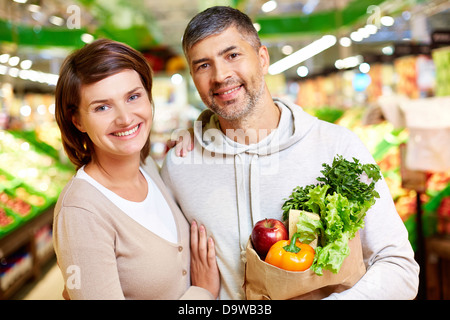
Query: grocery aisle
11 257 64 300
1 0 449 301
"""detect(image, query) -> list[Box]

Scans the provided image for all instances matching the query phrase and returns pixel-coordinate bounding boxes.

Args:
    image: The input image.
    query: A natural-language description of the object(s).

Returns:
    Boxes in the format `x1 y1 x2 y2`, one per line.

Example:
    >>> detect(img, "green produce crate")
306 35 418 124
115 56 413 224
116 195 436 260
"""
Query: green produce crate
0 207 20 239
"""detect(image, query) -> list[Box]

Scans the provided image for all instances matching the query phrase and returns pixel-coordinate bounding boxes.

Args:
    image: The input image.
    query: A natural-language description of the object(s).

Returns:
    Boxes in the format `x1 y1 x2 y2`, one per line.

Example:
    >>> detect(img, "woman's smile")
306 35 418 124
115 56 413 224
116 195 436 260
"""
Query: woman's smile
111 123 142 138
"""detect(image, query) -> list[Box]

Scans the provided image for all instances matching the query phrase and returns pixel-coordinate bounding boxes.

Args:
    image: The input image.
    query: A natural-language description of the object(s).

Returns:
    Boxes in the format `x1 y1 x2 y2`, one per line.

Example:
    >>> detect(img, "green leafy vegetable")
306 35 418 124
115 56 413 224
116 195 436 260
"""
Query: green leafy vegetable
281 155 382 275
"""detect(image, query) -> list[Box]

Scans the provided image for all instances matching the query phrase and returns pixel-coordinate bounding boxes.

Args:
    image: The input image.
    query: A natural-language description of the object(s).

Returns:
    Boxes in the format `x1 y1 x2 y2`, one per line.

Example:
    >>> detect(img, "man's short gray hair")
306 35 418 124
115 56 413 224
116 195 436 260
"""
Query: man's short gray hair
182 6 262 59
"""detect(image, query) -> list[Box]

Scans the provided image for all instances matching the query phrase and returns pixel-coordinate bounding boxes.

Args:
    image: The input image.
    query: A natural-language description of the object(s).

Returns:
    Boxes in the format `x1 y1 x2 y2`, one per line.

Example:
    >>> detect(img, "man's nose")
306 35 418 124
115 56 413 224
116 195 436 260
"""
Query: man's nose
212 61 232 83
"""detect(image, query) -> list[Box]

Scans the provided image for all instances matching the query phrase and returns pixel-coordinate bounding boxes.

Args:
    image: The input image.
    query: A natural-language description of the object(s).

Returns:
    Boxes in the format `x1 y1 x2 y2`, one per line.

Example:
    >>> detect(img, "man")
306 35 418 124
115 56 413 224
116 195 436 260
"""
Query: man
161 6 419 300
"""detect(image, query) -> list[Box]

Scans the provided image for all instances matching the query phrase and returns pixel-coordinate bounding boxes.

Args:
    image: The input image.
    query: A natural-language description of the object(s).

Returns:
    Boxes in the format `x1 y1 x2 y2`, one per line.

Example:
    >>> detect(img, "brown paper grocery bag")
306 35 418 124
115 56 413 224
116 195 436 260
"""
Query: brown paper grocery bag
243 232 366 300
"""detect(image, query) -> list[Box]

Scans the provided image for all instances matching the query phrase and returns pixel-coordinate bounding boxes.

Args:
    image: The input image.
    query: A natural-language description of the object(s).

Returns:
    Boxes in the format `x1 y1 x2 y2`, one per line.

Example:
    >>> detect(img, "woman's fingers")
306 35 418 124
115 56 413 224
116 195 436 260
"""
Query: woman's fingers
191 221 209 262
207 237 216 267
198 224 208 262
190 220 199 254
189 221 220 299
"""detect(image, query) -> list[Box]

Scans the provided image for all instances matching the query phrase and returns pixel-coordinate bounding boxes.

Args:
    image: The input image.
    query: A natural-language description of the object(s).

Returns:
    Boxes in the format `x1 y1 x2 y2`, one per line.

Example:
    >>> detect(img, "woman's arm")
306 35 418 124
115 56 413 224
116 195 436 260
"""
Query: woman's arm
53 206 125 299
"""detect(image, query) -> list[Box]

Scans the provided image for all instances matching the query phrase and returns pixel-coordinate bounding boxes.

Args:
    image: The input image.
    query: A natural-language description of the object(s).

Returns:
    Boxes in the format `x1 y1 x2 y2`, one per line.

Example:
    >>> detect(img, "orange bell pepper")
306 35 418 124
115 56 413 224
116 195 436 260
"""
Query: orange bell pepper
265 233 315 271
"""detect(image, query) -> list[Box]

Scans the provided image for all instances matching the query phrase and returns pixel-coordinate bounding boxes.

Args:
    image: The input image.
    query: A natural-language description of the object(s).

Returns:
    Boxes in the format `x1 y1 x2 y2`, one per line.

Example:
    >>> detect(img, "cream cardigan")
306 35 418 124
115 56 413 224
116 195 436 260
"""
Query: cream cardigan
53 159 213 300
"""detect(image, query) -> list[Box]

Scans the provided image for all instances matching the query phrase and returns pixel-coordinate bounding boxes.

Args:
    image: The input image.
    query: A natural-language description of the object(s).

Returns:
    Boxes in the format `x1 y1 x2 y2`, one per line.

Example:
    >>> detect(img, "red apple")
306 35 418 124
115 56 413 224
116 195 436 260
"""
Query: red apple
251 218 288 259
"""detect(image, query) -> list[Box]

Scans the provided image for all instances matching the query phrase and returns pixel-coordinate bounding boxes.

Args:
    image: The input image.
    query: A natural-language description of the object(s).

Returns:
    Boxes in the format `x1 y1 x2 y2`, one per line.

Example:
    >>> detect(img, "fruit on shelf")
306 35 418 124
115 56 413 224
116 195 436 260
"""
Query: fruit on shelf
15 187 46 207
0 208 14 227
0 192 32 217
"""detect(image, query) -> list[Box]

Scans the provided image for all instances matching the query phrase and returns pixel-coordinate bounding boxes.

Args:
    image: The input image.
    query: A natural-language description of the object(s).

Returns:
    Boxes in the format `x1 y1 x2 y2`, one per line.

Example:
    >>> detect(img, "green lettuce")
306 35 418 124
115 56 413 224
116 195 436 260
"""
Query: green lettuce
282 155 382 275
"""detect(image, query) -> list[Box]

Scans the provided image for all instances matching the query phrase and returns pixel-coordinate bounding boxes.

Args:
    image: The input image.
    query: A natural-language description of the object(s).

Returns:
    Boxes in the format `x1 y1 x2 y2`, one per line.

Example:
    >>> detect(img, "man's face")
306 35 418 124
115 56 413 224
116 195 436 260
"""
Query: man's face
187 27 270 121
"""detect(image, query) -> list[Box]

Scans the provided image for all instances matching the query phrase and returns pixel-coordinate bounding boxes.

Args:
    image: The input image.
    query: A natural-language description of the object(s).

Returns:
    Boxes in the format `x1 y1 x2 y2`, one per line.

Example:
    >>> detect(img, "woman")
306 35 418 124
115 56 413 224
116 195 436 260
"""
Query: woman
53 39 219 299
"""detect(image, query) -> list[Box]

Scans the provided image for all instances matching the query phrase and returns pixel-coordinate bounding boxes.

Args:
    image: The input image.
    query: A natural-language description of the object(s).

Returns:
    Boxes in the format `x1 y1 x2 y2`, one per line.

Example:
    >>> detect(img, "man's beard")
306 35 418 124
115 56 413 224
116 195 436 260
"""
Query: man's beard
202 76 265 122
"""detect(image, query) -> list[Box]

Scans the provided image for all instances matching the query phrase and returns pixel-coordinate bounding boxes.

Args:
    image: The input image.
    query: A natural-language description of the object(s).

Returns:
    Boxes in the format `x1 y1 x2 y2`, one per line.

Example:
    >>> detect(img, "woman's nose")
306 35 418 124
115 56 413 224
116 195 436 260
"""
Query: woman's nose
114 104 132 126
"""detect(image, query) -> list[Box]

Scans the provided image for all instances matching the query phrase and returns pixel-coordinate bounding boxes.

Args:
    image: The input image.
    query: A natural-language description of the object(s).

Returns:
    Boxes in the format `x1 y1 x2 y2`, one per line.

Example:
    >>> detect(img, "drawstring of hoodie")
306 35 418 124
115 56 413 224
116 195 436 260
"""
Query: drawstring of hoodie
235 153 260 264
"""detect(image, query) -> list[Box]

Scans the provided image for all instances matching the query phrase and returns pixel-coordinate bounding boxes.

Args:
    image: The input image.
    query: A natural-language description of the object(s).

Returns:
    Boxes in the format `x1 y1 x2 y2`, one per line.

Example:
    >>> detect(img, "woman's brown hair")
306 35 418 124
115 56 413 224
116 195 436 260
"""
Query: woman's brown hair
55 38 153 169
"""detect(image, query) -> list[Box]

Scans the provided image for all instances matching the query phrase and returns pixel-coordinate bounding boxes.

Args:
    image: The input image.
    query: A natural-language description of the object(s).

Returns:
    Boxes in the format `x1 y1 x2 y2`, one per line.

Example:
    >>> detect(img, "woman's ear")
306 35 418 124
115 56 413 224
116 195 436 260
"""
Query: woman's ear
72 114 86 133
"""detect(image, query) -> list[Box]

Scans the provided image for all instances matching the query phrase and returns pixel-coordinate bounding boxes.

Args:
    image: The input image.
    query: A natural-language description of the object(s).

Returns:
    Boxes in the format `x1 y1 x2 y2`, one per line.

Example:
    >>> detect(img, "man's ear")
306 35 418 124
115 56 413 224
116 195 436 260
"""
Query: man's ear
72 114 85 133
259 45 270 75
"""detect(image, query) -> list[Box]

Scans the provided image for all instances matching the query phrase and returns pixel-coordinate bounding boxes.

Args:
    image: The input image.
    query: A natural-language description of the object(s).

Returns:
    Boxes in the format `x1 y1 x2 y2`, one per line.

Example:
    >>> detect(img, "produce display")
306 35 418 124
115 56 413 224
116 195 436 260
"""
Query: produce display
0 192 31 218
335 105 450 243
394 56 420 99
0 130 74 201
432 46 450 97
0 129 74 239
0 208 15 229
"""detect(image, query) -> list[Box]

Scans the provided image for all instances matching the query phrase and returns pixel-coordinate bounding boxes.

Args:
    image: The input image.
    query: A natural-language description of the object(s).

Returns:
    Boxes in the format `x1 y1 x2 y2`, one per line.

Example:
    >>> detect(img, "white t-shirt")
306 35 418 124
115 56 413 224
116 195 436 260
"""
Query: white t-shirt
76 166 178 244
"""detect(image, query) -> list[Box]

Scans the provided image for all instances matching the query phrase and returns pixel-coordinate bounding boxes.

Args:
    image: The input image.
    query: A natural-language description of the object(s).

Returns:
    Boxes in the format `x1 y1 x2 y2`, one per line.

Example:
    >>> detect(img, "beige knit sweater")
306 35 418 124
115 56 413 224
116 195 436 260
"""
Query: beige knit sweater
53 159 213 300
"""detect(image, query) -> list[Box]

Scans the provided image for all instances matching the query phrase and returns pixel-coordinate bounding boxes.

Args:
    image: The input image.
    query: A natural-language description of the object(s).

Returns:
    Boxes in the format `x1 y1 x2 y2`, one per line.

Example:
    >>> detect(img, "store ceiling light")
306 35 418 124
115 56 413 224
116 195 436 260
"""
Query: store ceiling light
382 46 394 55
8 67 19 78
339 37 352 47
0 65 7 75
359 62 371 73
357 27 370 39
13 0 28 3
268 35 336 75
8 56 20 67
49 16 65 26
364 24 378 35
27 4 41 13
0 62 59 86
262 1 277 13
0 54 10 64
380 16 395 27
20 60 32 70
350 31 363 42
335 55 363 70
171 73 183 85
297 66 309 77
81 33 95 44
281 45 293 55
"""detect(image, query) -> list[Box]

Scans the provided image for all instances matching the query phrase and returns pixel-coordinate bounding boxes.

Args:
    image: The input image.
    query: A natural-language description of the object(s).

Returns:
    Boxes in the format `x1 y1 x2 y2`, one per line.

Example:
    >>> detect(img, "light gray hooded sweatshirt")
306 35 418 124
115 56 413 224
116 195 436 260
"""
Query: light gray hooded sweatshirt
161 97 419 300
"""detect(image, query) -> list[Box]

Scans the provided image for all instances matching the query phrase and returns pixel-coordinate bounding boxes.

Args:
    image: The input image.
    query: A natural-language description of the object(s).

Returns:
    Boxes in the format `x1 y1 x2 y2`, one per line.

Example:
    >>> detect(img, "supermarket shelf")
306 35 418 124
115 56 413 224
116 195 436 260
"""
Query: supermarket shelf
426 236 450 300
0 206 54 300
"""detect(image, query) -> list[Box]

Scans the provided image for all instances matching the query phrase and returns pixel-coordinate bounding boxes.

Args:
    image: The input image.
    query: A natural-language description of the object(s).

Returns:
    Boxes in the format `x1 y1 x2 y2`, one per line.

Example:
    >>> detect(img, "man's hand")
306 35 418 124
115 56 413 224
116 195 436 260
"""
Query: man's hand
166 128 194 157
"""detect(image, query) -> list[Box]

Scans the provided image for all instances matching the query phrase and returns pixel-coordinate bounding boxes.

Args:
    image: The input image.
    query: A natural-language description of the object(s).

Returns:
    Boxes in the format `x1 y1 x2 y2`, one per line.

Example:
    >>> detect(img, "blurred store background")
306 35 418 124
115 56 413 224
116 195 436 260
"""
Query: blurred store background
0 0 449 300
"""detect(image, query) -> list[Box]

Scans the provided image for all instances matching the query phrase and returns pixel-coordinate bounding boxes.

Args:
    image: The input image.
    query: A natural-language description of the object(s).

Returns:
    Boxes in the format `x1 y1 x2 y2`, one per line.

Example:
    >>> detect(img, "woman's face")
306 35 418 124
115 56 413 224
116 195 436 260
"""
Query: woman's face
73 69 152 162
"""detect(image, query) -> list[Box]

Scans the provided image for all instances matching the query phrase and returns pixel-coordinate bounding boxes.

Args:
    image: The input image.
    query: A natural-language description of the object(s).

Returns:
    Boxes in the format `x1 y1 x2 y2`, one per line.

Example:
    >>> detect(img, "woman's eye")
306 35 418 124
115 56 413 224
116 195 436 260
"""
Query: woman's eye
95 105 109 112
128 93 140 102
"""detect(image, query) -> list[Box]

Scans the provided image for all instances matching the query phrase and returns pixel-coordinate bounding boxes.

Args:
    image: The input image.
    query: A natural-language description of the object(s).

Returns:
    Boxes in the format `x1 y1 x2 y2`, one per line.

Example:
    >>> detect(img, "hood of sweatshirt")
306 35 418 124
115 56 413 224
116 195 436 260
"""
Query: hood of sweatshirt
193 97 318 156
192 97 319 262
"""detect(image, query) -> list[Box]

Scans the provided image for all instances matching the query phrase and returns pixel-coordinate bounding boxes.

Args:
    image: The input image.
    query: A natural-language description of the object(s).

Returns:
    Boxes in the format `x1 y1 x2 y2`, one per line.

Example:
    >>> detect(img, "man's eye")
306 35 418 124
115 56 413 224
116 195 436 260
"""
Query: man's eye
198 63 209 70
229 53 239 59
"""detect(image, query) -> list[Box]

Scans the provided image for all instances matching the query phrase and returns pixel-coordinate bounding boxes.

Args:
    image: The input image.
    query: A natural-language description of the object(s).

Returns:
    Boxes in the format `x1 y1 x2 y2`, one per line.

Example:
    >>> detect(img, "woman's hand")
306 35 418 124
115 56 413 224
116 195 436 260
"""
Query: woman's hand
190 220 220 299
